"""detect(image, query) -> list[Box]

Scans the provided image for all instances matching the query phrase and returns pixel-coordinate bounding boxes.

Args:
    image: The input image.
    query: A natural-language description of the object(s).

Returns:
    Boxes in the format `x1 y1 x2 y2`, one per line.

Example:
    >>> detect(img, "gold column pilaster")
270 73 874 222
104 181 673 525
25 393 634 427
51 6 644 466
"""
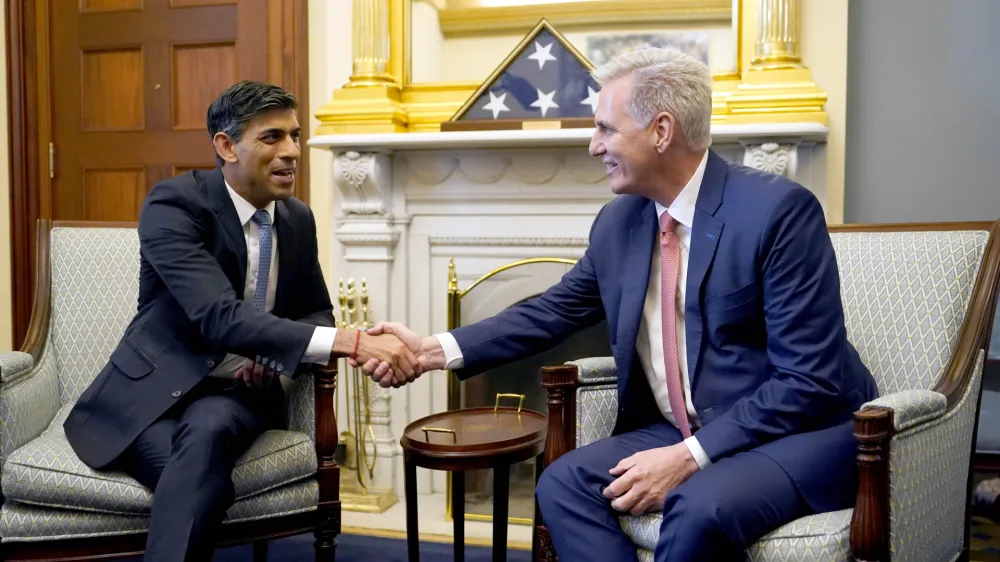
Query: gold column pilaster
726 0 827 124
347 0 395 86
752 0 801 68
315 0 408 133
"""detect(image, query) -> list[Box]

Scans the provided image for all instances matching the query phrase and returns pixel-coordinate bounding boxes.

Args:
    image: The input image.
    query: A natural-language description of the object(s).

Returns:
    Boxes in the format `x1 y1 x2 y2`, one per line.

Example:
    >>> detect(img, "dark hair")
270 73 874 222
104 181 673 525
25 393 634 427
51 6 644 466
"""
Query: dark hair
206 81 297 167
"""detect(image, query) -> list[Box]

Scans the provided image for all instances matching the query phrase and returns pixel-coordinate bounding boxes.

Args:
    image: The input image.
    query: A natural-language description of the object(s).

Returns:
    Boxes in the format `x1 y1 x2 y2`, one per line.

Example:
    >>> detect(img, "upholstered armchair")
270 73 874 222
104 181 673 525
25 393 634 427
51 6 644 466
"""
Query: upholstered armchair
533 222 1000 562
0 221 341 560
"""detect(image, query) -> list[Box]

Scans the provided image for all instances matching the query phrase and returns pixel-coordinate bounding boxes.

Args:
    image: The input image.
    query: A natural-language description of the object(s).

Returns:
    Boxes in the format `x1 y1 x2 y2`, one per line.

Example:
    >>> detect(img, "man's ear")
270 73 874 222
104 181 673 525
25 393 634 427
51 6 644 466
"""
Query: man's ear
652 112 675 153
212 132 239 164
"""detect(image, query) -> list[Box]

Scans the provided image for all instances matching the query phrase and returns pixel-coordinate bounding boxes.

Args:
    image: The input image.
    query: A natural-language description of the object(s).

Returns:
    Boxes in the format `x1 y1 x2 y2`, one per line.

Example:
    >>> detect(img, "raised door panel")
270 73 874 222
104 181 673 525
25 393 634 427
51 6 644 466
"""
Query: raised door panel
82 168 146 221
50 0 266 221
172 43 236 130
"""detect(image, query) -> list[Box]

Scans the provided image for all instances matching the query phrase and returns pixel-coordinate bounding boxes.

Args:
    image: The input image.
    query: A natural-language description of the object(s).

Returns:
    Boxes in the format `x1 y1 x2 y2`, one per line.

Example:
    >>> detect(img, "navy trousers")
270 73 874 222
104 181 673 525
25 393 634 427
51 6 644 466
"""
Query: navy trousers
535 422 810 561
118 379 284 562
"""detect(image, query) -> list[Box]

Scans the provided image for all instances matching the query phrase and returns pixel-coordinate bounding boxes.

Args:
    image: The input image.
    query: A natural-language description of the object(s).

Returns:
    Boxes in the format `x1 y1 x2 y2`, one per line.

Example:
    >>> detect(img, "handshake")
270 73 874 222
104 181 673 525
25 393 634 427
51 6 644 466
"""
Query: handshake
335 322 445 388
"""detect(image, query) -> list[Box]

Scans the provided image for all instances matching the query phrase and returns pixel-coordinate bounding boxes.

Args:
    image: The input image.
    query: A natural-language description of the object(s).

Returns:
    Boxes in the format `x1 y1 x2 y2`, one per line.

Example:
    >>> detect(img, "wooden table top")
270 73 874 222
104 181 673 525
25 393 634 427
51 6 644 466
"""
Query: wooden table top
400 405 547 471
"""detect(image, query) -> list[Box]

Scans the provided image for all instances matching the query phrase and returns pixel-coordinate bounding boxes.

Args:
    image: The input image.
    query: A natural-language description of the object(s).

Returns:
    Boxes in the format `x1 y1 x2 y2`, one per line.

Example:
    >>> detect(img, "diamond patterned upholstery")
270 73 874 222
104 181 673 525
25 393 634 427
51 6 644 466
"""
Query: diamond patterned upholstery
862 389 947 432
562 228 992 561
3 405 317 515
0 351 33 383
623 509 852 561
831 230 987 395
0 479 318 542
0 225 323 544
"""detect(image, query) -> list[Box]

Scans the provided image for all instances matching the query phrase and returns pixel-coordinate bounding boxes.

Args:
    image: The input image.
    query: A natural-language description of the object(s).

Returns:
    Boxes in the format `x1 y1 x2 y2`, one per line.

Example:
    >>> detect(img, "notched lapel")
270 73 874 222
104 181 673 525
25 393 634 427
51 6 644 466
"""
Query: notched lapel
616 202 656 390
206 170 248 291
686 151 729 387
686 212 723 387
272 201 298 317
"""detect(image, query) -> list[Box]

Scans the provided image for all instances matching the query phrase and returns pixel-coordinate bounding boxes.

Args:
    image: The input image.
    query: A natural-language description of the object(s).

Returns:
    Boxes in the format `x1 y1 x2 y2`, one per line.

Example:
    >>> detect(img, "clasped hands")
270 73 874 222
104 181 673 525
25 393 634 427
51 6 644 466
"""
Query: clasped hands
345 322 445 388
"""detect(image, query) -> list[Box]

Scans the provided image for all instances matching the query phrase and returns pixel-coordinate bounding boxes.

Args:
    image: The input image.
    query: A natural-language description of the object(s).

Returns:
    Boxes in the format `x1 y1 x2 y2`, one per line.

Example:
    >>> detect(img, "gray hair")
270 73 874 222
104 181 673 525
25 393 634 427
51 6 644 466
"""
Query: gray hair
592 48 713 150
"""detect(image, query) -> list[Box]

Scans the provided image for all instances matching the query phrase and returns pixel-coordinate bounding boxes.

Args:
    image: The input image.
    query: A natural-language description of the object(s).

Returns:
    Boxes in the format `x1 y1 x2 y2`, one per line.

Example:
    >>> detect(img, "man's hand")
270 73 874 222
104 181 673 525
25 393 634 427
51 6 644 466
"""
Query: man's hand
236 357 277 388
334 328 421 388
601 443 699 515
348 322 446 388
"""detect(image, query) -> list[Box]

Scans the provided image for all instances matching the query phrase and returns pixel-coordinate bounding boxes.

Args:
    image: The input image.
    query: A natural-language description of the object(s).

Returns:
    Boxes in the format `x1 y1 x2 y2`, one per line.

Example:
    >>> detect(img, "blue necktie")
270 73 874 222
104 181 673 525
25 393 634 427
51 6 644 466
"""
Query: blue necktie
251 210 272 313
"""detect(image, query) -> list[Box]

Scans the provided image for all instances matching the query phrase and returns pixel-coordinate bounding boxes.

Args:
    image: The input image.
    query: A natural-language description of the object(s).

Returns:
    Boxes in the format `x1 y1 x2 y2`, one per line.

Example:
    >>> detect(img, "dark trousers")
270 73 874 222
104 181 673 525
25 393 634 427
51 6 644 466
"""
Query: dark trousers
535 422 810 562
118 378 284 562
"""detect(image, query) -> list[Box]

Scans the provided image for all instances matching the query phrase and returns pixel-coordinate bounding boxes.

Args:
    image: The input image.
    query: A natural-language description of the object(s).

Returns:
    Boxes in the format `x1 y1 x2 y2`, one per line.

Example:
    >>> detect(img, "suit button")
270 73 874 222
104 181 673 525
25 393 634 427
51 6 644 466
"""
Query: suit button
205 359 215 368
172 390 182 398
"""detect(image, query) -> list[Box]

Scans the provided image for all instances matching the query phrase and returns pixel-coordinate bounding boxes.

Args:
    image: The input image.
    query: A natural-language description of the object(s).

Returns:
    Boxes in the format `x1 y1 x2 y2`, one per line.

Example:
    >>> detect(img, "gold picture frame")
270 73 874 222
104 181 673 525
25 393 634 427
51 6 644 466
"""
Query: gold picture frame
314 0 828 135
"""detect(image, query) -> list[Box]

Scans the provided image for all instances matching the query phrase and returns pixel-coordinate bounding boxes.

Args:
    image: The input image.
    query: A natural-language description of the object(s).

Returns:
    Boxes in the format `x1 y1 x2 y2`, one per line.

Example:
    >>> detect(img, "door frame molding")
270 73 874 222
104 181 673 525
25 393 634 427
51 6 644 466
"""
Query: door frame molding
5 0 310 349
6 0 53 351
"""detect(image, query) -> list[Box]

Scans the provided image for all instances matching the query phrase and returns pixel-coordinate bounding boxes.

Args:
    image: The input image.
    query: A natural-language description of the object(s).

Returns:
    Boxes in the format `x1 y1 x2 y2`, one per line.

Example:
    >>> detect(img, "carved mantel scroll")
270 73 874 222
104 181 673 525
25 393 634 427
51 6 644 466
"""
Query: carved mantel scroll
741 141 800 178
334 151 392 216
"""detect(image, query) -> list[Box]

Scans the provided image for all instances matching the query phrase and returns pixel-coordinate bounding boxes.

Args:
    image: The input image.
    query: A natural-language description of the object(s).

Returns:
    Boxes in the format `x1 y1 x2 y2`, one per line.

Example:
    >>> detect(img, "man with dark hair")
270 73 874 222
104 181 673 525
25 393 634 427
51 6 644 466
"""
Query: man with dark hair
64 80 419 562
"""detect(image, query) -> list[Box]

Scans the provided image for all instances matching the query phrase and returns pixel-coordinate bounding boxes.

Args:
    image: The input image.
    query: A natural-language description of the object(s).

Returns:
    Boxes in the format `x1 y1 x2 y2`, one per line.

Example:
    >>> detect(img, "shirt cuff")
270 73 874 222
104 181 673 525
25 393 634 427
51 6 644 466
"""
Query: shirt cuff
303 327 337 365
684 436 711 470
434 333 464 370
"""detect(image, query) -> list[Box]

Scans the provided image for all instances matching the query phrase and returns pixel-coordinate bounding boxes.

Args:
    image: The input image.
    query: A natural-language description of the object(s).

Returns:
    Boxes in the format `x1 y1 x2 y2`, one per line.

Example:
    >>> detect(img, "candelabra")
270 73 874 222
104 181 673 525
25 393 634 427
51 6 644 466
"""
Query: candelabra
336 278 398 513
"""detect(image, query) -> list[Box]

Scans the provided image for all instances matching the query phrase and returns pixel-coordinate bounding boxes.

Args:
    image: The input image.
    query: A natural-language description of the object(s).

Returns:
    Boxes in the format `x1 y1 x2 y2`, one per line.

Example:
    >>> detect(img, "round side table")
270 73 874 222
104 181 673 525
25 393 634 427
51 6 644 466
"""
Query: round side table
400 394 547 562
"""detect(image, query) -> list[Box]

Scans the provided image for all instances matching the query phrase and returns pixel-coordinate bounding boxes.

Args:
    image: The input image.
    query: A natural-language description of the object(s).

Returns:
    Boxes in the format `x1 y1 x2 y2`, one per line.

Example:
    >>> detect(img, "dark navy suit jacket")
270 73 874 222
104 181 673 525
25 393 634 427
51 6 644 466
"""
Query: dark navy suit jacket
65 168 334 470
450 151 878 513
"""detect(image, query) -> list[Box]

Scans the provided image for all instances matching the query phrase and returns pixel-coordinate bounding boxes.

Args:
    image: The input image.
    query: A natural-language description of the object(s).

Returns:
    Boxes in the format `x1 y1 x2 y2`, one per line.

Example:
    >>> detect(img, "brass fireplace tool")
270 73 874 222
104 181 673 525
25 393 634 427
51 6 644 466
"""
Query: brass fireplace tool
335 278 397 513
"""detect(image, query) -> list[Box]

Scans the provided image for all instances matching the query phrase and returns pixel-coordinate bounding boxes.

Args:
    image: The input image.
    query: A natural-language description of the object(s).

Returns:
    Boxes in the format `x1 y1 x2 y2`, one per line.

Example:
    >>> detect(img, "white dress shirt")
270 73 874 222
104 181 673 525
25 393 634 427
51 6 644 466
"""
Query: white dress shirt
208 182 336 378
434 151 712 470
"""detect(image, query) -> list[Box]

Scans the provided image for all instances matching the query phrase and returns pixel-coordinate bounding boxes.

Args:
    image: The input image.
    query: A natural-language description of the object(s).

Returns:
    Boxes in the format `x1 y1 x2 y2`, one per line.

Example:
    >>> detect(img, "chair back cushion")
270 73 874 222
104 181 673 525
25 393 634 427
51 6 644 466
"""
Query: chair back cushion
832 229 989 395
49 227 141 404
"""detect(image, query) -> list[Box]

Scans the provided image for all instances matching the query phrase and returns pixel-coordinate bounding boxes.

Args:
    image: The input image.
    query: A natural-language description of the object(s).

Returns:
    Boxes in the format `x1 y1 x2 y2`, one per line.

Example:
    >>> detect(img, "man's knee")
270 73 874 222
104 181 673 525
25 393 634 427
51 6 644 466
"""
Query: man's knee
175 409 242 453
535 448 601 512
535 457 570 510
662 485 728 543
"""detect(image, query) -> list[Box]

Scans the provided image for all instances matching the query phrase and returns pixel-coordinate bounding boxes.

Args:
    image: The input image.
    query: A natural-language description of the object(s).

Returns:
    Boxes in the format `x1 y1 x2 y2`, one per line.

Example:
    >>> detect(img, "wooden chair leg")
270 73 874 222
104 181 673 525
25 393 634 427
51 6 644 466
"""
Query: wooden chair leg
314 517 338 561
253 539 268 562
535 525 558 562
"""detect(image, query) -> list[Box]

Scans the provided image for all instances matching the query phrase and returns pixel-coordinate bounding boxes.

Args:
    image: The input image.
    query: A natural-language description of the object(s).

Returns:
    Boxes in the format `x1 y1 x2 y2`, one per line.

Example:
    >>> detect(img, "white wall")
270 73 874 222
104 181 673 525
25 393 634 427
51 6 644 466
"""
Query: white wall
308 0 354 292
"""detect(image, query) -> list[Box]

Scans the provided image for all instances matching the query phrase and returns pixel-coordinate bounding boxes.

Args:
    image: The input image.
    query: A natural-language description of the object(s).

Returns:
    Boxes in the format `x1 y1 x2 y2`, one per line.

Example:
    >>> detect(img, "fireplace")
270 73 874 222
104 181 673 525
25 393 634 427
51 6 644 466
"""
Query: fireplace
311 123 830 533
446 258 612 524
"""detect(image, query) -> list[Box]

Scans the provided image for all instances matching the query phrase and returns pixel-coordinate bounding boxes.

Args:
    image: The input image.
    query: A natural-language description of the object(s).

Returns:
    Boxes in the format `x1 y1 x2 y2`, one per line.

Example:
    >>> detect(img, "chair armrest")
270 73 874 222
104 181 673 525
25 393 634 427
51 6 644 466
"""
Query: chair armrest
0 352 34 385
861 389 947 432
312 361 341 531
0 348 61 468
571 356 617 385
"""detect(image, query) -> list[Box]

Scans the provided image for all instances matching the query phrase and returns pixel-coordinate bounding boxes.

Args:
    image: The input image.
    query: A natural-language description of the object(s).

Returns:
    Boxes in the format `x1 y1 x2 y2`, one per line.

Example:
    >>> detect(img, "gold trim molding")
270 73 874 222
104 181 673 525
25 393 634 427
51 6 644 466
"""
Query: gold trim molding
438 0 732 38
314 0 828 135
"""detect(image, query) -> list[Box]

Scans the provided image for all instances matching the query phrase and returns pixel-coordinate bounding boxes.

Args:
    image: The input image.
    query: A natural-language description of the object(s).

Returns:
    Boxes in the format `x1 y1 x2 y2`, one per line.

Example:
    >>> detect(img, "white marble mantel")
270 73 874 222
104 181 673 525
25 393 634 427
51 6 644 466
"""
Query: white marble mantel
308 122 828 522
310 122 828 153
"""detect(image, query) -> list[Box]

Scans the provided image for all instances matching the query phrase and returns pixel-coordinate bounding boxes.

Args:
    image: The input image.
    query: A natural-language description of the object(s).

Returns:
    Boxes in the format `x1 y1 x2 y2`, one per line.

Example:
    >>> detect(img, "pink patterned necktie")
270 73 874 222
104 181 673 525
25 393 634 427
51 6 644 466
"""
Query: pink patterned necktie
659 212 691 438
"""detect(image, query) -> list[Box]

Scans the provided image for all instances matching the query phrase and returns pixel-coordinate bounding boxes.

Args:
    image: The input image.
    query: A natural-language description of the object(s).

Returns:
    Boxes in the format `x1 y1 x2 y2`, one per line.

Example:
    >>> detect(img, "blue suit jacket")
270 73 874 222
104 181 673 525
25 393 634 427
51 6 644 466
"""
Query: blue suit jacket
65 168 334 470
451 151 878 513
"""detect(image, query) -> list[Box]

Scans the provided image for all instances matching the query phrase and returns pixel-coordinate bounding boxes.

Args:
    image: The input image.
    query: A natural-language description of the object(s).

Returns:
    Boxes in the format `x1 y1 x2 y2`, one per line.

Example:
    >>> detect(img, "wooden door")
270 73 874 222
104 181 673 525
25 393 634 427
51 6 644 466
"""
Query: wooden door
8 0 309 347
51 0 291 221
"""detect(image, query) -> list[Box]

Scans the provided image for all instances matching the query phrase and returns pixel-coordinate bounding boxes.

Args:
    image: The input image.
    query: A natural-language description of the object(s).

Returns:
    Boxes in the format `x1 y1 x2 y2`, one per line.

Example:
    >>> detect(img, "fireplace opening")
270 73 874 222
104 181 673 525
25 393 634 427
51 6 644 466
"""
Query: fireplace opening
446 258 613 525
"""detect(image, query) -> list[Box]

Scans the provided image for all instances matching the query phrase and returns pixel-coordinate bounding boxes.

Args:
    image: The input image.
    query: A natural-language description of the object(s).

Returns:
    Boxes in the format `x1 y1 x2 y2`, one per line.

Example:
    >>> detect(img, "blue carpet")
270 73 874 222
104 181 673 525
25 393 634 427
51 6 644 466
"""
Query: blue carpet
120 532 532 561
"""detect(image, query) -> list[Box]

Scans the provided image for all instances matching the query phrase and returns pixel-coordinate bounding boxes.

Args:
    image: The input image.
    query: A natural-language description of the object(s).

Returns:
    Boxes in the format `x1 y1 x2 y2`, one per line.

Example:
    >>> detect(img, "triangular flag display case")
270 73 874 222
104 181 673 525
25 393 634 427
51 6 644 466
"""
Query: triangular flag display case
442 18 600 132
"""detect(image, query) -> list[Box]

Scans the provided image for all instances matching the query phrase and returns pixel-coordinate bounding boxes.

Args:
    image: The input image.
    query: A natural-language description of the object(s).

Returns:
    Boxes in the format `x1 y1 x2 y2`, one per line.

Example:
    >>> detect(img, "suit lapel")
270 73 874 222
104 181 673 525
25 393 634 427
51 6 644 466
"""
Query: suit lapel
207 169 248 291
272 201 298 317
685 151 728 387
616 200 657 392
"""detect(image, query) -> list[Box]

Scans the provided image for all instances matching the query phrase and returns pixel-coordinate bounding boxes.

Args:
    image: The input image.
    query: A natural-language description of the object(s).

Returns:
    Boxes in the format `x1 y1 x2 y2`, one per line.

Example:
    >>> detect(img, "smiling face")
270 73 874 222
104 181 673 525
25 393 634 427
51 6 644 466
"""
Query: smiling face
588 76 668 197
214 108 301 208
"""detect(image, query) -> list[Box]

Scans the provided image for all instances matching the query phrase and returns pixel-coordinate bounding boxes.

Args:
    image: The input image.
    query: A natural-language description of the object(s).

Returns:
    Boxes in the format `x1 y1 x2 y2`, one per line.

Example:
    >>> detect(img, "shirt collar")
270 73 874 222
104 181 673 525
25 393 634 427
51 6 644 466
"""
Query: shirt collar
654 150 709 229
225 180 275 226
